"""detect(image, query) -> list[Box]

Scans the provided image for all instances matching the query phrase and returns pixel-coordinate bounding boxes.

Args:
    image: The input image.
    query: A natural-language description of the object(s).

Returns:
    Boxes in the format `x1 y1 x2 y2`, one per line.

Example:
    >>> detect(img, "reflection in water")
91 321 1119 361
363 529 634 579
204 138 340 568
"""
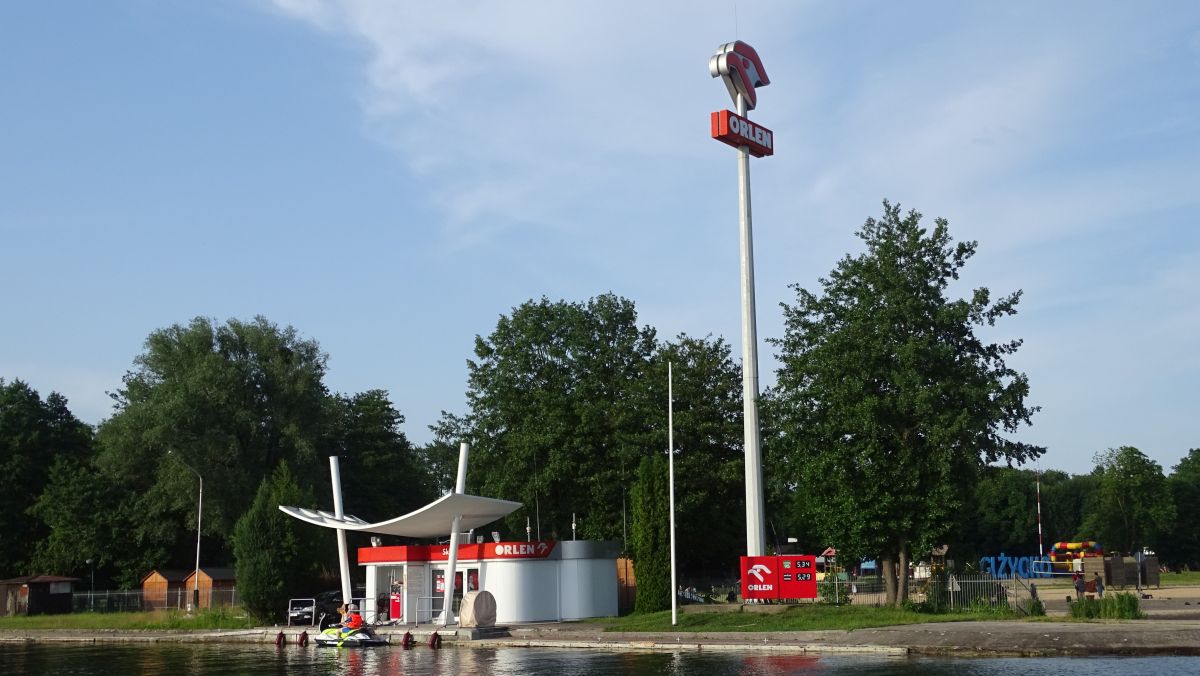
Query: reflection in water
1 643 1198 675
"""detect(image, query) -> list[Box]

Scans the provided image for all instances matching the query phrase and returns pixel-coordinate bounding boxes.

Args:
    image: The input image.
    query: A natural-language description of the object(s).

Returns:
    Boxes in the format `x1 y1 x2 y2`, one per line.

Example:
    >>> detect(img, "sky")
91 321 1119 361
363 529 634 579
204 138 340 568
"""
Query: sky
2 1 1198 475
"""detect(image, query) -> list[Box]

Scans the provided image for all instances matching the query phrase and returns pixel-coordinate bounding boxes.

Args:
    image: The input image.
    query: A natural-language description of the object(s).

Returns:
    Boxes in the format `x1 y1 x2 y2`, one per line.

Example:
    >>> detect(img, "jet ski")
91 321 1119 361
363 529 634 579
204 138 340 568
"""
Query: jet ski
312 625 389 648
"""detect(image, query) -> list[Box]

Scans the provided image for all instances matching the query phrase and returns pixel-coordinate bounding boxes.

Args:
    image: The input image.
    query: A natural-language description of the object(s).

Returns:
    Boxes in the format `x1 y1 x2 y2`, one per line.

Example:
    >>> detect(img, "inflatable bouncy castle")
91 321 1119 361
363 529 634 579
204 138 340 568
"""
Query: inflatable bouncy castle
1049 541 1103 567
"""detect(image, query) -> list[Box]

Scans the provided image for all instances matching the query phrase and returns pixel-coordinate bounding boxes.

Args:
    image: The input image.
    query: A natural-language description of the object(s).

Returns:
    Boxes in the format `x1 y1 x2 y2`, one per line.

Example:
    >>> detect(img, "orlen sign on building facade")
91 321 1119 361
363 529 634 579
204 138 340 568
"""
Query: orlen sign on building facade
740 555 818 601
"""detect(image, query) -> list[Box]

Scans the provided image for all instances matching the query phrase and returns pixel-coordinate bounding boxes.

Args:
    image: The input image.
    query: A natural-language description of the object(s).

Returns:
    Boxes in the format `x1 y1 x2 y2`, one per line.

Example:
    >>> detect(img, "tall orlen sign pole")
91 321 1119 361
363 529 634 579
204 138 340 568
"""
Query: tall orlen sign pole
710 40 772 557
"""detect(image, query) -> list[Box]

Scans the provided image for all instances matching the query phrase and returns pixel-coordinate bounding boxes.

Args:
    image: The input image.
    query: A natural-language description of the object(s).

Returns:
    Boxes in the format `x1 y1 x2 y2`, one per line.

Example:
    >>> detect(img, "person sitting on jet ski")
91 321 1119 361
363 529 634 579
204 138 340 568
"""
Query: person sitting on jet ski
339 603 363 633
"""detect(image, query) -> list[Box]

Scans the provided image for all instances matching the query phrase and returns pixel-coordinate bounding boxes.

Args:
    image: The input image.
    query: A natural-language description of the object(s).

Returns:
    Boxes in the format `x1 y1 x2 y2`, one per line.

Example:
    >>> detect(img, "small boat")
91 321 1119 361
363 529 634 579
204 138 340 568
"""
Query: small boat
312 626 389 648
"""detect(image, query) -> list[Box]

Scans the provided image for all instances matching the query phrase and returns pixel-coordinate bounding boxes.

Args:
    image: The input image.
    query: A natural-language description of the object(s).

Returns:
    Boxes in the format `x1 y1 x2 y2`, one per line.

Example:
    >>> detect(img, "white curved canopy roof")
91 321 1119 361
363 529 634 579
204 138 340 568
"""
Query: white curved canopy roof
279 493 522 539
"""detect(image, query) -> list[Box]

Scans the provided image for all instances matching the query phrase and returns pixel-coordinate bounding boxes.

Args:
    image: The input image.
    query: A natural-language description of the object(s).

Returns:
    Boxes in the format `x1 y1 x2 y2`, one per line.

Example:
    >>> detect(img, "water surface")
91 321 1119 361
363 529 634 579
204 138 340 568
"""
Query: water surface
2 643 1198 675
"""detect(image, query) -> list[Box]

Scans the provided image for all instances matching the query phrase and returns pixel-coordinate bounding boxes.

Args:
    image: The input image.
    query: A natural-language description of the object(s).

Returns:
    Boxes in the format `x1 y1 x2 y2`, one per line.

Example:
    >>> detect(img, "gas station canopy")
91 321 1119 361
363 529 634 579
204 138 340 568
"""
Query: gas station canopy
278 493 522 539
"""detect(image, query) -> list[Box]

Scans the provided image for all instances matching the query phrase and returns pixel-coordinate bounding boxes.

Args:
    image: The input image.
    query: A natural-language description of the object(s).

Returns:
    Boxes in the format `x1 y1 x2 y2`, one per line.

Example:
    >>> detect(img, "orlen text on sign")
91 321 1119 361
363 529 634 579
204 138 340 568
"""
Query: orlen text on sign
711 109 774 158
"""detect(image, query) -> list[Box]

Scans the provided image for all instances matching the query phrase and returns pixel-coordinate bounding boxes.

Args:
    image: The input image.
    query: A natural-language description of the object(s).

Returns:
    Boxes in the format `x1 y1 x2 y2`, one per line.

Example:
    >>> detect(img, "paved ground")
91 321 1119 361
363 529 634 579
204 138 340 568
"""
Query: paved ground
485 618 1200 657
5 585 1200 657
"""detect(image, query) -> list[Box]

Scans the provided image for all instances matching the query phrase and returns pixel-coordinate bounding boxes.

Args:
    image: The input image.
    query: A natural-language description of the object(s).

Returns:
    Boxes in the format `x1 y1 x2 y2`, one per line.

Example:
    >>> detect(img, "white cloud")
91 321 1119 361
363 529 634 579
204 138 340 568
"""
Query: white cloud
259 1 1200 472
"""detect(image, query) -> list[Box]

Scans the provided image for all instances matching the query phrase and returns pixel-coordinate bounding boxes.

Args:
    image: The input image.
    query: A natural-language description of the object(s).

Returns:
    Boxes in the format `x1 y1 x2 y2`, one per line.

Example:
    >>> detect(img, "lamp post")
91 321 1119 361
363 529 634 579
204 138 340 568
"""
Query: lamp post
86 558 94 611
170 451 203 612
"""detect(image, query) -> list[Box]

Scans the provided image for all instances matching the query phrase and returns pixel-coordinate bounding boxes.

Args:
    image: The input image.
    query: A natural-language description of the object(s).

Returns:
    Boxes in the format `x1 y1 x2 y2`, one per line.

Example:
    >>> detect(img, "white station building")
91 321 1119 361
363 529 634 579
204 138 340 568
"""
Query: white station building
280 449 619 625
358 538 619 624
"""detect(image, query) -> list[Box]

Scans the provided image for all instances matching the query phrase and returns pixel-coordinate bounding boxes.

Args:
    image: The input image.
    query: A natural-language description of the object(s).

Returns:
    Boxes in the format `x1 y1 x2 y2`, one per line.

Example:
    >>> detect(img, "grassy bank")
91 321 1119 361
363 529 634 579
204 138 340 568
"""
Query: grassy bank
0 608 258 631
593 605 1016 633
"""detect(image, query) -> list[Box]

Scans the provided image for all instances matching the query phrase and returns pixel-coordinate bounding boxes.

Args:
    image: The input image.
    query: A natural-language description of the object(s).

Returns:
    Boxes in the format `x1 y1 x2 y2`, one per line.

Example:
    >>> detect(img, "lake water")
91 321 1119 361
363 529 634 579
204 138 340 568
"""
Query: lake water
2 643 1198 675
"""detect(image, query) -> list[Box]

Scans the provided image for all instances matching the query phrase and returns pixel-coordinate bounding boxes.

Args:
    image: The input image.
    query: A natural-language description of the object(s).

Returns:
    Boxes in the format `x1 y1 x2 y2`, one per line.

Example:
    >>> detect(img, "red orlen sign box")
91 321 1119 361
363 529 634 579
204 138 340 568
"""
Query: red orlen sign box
778 555 818 599
711 109 774 157
740 555 780 600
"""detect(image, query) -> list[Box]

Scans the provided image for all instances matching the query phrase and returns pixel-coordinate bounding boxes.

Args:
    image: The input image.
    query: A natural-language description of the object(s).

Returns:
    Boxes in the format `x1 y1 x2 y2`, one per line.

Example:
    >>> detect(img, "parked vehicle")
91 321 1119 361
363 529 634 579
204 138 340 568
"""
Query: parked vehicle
288 589 363 628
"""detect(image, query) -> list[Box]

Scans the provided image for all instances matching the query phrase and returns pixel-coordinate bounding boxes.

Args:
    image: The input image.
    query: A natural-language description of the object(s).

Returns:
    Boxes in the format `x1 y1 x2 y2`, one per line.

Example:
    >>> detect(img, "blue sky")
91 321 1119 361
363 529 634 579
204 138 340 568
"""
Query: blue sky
3 1 1197 475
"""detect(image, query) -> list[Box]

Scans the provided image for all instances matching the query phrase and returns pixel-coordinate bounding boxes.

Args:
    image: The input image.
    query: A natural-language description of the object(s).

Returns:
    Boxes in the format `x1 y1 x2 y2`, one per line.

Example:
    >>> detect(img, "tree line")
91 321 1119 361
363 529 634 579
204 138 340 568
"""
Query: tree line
3 202 1197 616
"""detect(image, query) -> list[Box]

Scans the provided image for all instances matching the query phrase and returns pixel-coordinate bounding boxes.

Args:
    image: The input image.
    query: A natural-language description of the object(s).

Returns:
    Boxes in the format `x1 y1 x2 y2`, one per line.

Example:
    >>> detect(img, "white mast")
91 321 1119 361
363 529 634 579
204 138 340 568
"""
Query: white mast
669 361 678 626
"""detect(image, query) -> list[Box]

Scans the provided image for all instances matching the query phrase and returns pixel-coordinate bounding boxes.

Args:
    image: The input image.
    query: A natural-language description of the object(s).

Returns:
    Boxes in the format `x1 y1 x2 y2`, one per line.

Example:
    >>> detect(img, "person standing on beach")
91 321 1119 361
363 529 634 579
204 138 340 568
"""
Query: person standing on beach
1094 572 1105 599
1073 574 1086 600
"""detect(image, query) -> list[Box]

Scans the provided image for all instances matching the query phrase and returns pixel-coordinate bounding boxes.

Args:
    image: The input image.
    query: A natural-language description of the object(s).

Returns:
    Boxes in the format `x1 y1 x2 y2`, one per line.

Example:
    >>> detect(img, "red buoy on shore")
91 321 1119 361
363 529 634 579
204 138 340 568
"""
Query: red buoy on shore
298 630 309 647
275 631 285 647
428 631 441 649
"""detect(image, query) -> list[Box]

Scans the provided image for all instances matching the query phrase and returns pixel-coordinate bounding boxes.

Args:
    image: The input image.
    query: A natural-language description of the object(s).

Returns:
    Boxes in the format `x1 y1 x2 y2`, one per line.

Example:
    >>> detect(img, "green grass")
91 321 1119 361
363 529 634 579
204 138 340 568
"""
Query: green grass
0 607 258 631
590 604 1017 633
1066 592 1144 620
1159 570 1200 586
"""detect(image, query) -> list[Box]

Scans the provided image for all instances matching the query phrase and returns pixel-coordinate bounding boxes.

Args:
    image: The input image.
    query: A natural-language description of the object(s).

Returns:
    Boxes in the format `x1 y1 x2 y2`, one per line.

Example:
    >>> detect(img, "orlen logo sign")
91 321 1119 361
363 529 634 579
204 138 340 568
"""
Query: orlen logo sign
711 110 774 158
745 563 774 591
709 41 770 110
492 542 550 558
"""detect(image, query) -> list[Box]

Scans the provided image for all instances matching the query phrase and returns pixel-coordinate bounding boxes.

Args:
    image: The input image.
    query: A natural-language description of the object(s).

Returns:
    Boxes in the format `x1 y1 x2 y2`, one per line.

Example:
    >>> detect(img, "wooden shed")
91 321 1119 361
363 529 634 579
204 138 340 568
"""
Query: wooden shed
183 567 237 608
0 575 78 616
141 569 190 609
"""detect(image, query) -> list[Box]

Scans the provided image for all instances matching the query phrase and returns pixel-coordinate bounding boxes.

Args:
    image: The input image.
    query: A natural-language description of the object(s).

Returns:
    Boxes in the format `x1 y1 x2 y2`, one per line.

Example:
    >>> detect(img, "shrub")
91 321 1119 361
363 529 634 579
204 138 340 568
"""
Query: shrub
1068 592 1143 620
818 579 853 606
631 455 670 613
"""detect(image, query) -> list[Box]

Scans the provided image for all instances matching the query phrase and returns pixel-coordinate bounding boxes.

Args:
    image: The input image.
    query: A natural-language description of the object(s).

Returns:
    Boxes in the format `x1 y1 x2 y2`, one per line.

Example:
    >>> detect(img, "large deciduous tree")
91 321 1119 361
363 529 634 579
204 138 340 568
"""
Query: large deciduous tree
958 466 1039 560
0 379 93 577
650 336 746 578
1160 449 1200 568
326 390 437 523
437 294 657 541
770 201 1043 605
1039 470 1097 543
1082 446 1174 556
93 316 331 581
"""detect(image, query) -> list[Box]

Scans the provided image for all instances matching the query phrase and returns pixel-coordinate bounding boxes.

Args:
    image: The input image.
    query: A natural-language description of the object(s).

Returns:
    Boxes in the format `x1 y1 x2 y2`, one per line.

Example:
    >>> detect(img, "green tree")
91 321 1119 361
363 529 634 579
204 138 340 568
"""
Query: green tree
1159 449 1200 568
94 316 331 581
1039 470 1097 543
29 457 125 583
326 390 437 523
438 294 657 541
650 335 745 579
1082 446 1174 556
957 466 1039 560
233 461 325 621
0 379 93 577
770 201 1043 606
631 454 670 613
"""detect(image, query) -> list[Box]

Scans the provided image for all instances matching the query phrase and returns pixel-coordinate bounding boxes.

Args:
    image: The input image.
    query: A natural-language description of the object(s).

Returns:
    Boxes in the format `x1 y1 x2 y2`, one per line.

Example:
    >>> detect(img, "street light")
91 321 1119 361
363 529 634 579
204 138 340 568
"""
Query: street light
169 451 203 612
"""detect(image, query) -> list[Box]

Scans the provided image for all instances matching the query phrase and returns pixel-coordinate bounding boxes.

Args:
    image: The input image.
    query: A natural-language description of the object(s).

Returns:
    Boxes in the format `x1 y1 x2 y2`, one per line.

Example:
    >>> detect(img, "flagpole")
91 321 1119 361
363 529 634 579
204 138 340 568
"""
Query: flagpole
669 361 678 626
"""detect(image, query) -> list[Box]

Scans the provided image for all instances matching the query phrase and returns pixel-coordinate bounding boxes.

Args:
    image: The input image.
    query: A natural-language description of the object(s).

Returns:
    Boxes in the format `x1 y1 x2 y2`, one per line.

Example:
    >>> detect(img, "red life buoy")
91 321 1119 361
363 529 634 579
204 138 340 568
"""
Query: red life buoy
428 631 441 649
402 631 414 649
298 630 309 647
275 631 285 647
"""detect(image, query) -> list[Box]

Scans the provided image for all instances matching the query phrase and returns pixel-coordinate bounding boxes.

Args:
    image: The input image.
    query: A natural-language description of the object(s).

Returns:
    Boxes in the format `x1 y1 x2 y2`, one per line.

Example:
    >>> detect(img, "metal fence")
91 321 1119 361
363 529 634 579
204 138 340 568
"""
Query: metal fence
72 589 240 613
815 574 1034 613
